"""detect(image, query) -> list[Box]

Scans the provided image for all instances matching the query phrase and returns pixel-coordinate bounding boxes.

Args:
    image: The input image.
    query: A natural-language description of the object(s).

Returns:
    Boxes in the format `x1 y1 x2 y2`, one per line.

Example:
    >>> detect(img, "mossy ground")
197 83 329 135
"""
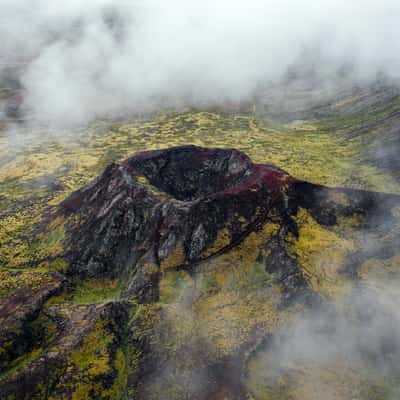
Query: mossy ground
2 100 399 272
46 316 127 400
288 208 355 299
1 96 399 268
1 93 400 398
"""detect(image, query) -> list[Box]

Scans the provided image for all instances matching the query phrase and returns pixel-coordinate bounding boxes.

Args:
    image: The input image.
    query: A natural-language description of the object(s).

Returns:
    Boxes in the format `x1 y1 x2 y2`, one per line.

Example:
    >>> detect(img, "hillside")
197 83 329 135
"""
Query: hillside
1 85 400 399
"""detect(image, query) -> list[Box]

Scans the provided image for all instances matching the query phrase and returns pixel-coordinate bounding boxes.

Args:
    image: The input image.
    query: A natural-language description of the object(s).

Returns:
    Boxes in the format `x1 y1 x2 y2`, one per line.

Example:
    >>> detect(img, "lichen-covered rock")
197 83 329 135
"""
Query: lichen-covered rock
0 271 64 373
0 300 127 400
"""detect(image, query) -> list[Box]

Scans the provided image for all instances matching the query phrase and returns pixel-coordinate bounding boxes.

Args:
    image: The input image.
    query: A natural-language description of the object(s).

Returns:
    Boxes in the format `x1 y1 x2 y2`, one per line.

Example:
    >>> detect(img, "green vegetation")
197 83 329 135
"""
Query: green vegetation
288 208 355 299
65 279 121 305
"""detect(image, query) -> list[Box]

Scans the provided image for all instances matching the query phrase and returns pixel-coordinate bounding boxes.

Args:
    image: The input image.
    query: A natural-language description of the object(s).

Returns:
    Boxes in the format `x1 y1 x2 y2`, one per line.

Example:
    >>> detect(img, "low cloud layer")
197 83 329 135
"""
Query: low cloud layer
258 281 400 399
2 0 400 124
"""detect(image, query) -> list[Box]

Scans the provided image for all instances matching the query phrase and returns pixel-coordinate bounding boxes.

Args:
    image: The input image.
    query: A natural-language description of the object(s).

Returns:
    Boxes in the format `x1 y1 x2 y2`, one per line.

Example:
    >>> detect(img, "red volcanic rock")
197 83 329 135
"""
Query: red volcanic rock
60 145 399 303
61 146 295 299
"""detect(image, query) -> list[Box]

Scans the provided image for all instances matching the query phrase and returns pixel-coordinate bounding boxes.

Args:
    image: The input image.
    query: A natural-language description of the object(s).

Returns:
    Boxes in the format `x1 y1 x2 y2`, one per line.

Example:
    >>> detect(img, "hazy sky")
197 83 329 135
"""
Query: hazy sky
2 0 400 124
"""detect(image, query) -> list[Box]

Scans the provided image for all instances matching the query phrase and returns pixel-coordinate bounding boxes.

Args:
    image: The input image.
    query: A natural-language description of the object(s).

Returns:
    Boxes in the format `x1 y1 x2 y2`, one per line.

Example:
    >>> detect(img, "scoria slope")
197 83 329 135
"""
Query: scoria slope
1 145 399 399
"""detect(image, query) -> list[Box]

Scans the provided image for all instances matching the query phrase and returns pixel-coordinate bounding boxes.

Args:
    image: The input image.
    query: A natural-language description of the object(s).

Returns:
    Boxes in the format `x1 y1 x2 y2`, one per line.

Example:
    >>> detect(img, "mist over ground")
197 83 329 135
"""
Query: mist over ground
2 0 400 125
1 3 400 398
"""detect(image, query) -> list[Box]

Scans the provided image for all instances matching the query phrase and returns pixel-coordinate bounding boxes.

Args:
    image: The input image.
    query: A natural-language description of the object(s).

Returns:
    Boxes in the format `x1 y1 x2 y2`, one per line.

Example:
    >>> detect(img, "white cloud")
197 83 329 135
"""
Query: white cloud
2 0 400 124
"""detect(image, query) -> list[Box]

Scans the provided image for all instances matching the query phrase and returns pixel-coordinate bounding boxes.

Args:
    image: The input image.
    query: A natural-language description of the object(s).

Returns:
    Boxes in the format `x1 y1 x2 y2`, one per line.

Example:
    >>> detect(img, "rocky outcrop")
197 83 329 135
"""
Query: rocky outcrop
60 146 398 301
0 299 127 400
0 272 64 373
61 146 294 298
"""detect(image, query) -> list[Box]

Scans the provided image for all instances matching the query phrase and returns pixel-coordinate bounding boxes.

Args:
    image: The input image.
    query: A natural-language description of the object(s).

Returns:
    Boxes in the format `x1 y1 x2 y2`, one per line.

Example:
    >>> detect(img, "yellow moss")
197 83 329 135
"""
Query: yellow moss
203 228 231 257
159 270 193 303
160 241 186 271
154 303 200 364
52 316 127 400
288 208 355 299
0 210 41 267
35 224 65 260
109 348 128 399
0 152 66 183
71 385 91 400
132 303 162 339
69 279 121 304
0 269 59 298
202 227 232 257
192 222 284 358
150 221 285 367
69 320 113 375
38 258 69 274
196 288 285 358
0 205 67 269
137 175 150 185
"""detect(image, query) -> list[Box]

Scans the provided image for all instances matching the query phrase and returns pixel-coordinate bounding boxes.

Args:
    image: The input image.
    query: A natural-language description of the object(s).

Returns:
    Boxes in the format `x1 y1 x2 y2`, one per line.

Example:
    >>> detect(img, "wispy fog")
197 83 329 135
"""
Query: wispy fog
1 0 400 125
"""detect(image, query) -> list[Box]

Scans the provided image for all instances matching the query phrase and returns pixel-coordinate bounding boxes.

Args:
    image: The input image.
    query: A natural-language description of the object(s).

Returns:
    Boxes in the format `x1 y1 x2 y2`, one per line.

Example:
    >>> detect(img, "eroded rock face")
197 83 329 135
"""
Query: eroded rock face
0 301 127 400
0 272 64 373
61 146 294 299
1 145 400 400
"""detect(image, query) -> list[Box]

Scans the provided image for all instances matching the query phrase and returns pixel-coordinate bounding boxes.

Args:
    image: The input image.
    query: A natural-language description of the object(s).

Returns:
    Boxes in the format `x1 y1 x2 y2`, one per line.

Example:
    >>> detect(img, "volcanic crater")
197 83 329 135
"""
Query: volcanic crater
1 145 400 400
